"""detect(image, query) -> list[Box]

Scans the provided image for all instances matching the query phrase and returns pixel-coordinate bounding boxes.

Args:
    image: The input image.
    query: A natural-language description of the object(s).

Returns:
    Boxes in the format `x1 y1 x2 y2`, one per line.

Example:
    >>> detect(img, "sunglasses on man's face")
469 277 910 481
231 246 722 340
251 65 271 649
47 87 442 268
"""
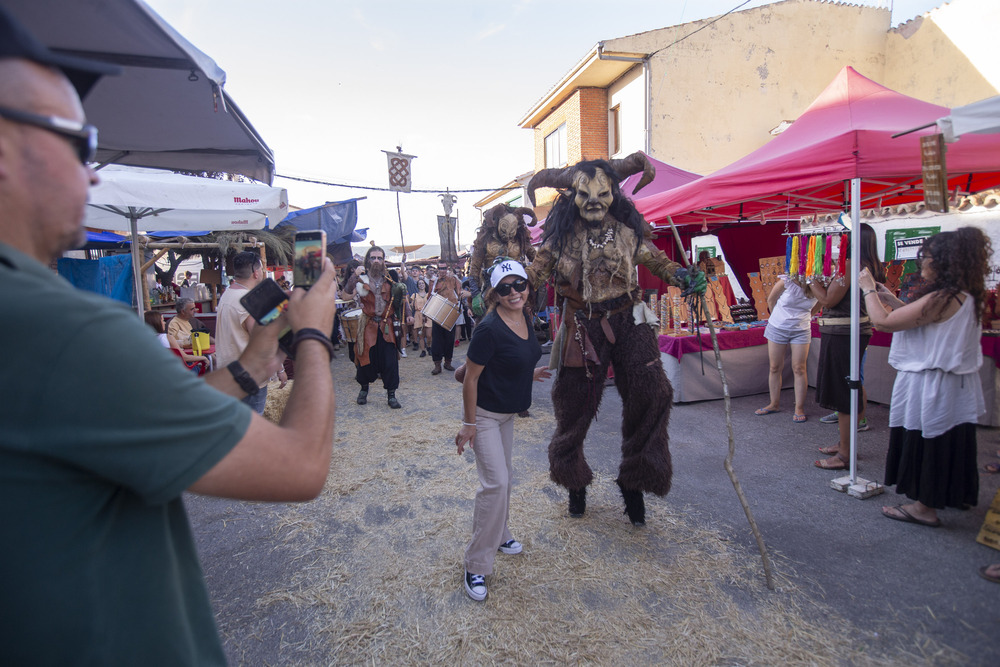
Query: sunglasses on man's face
494 278 528 297
0 105 98 164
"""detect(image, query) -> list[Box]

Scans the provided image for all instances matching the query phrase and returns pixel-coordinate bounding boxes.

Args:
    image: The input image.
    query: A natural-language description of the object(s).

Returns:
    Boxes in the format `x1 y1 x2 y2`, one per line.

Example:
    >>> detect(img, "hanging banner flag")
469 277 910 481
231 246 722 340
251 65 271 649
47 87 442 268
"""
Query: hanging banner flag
383 148 417 193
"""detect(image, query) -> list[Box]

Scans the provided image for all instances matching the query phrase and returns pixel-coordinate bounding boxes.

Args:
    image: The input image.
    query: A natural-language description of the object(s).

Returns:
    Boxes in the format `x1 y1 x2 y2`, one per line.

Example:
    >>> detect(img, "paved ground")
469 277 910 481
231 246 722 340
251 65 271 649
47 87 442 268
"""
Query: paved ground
568 376 1000 665
186 342 1000 665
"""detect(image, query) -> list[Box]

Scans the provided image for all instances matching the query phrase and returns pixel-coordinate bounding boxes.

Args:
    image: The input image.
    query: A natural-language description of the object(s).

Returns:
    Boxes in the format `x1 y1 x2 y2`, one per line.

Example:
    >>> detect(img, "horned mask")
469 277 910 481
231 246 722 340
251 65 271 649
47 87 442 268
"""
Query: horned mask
526 151 656 219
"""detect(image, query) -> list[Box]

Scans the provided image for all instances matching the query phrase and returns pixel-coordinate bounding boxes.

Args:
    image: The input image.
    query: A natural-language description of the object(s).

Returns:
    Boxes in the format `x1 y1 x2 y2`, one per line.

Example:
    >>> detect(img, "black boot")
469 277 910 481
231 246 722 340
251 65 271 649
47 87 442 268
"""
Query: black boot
617 479 645 526
387 390 401 409
568 488 586 518
356 385 369 405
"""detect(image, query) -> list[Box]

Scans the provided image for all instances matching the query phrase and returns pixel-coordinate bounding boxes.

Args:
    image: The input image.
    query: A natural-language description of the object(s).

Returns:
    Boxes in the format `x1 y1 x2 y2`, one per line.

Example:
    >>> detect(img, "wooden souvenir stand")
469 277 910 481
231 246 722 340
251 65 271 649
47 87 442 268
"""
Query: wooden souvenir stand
657 254 788 402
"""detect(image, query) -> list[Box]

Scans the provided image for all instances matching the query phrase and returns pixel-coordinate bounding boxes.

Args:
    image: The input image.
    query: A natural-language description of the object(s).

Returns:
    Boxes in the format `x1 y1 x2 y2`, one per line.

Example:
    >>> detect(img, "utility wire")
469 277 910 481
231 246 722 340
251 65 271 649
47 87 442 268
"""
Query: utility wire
277 2 757 195
276 172 518 194
649 0 753 57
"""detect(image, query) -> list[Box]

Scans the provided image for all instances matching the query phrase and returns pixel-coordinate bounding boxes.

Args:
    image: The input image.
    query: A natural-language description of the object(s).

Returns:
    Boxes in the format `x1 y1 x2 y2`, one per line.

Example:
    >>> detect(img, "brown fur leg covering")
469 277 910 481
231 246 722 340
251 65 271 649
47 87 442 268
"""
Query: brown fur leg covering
611 314 674 497
548 364 608 490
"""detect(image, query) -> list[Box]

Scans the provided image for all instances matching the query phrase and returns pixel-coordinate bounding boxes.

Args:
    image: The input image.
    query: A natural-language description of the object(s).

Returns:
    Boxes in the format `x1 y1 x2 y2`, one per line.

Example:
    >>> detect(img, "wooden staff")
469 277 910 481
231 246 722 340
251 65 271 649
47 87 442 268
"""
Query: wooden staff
667 216 775 591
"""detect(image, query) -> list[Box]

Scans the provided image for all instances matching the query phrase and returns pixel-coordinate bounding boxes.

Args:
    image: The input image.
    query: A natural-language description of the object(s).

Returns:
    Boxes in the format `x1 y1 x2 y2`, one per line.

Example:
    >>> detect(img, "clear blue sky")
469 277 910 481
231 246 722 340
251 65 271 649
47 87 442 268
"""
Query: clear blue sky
144 0 947 249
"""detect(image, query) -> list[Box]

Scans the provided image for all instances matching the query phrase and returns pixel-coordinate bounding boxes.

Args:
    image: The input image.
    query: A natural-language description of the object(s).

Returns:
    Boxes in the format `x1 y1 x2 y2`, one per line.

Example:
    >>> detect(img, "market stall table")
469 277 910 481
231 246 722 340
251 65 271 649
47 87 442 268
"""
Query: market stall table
659 327 793 403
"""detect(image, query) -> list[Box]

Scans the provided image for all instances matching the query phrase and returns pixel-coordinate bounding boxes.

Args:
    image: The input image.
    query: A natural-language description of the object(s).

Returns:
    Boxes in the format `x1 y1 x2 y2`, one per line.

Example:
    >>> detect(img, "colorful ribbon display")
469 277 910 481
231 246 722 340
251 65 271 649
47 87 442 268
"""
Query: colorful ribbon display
798 233 808 275
837 233 848 279
784 232 846 283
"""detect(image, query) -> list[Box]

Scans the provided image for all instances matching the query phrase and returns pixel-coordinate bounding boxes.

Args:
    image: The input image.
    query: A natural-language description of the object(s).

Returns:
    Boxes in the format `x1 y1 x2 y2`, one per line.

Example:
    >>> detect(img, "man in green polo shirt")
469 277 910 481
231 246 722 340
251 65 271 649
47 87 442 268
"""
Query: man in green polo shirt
0 8 339 665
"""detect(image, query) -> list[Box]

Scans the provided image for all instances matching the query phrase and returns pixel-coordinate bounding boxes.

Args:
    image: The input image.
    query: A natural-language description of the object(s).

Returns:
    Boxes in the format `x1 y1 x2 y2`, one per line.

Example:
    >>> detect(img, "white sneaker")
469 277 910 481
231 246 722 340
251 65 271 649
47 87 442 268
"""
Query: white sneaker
464 571 487 601
400 348 407 358
498 539 522 555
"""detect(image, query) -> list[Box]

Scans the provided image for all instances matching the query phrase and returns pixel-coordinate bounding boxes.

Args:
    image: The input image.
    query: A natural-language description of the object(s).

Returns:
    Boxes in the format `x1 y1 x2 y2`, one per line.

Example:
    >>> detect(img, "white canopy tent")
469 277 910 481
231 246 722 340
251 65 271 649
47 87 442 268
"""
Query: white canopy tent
6 0 275 183
938 96 1000 142
84 168 288 314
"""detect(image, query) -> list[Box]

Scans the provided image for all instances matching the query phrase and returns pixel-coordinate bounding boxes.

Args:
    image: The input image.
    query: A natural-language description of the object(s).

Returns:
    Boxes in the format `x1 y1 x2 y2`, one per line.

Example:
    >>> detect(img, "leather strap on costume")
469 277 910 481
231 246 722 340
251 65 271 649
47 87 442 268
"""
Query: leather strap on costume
356 282 396 367
559 291 641 372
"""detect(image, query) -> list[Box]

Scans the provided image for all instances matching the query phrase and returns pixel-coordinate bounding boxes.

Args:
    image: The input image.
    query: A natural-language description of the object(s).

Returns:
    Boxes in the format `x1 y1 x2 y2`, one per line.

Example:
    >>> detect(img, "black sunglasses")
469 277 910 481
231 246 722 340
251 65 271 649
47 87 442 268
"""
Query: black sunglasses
0 105 98 164
494 278 528 297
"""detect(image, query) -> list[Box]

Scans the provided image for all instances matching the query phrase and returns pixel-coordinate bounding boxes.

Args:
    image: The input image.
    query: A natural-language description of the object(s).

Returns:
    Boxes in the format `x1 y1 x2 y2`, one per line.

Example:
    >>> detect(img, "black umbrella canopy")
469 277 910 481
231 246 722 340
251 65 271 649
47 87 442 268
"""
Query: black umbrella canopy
5 0 275 183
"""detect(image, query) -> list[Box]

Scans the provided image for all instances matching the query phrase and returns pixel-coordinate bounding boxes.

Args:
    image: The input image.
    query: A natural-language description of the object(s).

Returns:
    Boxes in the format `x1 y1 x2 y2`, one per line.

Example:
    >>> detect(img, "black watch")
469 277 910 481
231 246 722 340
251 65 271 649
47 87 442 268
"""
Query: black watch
227 361 260 395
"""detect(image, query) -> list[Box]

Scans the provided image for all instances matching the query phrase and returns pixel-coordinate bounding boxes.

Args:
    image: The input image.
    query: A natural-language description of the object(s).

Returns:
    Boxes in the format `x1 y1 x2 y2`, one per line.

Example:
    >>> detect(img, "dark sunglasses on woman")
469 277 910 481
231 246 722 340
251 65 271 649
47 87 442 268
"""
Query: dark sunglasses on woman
494 278 528 297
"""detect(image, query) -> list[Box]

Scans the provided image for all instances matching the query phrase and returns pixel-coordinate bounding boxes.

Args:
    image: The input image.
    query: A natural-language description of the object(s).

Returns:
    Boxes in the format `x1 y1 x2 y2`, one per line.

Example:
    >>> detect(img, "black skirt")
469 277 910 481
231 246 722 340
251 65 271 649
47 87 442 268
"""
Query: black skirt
815 332 870 413
884 423 979 509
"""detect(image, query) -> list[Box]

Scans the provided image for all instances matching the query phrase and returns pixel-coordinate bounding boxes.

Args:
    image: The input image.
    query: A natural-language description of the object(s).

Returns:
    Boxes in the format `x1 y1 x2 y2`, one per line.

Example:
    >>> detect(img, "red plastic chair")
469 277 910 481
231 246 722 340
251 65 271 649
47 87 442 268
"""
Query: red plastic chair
169 347 208 376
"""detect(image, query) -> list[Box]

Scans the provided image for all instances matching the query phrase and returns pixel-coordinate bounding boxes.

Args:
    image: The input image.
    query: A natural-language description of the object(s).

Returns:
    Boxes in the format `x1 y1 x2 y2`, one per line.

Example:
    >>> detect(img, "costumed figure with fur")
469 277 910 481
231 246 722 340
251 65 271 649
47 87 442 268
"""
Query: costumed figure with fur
525 152 706 525
344 246 402 409
467 203 538 291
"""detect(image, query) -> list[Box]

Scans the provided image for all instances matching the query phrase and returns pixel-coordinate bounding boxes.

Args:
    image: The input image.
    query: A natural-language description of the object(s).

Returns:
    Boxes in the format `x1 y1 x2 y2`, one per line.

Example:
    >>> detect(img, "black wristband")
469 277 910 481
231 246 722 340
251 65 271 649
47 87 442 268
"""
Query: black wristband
227 360 260 396
292 328 334 360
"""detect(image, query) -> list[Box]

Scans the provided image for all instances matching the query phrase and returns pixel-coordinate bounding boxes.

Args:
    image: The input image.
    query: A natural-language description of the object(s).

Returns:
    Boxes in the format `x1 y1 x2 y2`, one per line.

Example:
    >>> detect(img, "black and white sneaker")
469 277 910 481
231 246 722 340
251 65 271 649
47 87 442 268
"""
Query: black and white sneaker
497 539 522 555
464 571 487 601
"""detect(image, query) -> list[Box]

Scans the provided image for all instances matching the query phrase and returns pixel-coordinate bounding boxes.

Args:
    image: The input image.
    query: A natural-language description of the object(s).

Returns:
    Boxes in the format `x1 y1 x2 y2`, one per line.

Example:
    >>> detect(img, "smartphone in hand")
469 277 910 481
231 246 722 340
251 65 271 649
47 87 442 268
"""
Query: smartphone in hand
293 230 327 290
239 278 295 358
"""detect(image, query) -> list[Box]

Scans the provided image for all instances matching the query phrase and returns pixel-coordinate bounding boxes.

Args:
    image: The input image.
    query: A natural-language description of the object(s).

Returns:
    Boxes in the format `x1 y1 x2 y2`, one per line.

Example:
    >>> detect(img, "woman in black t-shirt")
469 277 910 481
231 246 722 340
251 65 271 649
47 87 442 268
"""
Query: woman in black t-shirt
455 258 550 601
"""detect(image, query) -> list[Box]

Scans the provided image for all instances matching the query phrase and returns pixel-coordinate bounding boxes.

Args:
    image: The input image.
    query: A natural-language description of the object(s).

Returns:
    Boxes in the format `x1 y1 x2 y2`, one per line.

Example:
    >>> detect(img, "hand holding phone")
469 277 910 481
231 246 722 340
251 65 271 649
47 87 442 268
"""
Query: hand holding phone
240 278 295 358
294 230 327 290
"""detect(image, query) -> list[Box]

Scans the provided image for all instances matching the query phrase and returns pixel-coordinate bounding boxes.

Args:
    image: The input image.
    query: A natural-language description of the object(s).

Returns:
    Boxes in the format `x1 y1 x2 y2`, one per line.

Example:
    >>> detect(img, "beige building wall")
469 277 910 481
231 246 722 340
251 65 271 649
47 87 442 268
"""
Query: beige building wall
517 0 997 211
603 0 890 175
608 66 645 158
883 0 1000 106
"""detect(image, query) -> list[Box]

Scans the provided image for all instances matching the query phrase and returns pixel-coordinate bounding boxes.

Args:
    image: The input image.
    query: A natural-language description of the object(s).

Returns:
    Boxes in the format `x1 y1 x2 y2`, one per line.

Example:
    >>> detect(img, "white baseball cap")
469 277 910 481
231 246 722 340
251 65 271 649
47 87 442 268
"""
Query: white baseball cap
489 258 528 288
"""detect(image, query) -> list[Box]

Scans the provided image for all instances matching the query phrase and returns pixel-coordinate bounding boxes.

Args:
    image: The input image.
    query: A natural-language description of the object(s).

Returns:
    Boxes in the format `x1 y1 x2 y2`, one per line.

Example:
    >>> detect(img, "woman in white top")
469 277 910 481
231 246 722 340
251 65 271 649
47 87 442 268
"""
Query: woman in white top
859 227 990 528
754 275 819 422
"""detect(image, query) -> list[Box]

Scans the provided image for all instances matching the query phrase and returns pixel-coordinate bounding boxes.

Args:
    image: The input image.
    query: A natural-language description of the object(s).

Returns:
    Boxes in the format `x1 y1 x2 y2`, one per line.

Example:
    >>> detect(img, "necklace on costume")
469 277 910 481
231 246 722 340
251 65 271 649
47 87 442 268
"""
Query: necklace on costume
588 226 615 249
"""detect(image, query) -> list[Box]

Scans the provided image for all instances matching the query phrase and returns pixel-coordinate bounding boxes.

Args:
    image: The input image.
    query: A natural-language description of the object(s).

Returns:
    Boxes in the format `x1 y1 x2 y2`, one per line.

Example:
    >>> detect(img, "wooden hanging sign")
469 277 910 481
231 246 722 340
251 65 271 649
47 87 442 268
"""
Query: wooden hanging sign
921 134 949 213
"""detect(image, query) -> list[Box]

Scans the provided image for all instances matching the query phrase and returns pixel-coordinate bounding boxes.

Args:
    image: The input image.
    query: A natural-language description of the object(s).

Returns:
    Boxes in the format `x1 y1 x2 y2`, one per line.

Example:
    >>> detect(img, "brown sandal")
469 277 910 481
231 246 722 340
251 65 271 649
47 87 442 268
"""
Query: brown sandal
814 454 848 470
818 445 862 460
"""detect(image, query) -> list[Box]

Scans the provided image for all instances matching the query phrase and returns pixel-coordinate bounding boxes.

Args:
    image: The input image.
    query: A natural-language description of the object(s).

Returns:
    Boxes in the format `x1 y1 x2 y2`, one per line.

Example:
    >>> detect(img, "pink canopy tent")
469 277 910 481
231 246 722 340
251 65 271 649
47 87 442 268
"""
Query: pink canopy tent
529 154 700 245
635 66 1000 485
637 66 1000 228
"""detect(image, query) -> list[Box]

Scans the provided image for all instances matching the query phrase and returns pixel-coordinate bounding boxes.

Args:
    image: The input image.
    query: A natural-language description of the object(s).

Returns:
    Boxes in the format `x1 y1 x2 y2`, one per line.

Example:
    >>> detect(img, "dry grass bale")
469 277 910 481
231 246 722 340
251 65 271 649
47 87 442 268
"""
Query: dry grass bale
263 377 293 424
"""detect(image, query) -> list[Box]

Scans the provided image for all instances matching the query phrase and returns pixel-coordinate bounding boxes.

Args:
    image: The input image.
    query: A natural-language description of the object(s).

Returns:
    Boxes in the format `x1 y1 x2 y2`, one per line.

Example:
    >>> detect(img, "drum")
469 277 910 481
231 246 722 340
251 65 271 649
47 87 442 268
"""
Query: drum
342 308 363 343
423 292 460 331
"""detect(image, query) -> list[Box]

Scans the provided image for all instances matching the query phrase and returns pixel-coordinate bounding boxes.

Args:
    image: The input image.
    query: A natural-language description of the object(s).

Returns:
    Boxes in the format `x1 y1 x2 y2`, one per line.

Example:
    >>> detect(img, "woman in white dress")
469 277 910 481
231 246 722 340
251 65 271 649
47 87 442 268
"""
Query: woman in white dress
858 227 990 528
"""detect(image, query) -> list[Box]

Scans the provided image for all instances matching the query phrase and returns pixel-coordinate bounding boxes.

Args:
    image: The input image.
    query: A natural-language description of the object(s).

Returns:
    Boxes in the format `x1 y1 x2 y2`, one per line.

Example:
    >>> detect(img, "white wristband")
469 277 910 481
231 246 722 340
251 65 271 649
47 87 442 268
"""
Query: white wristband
462 421 476 427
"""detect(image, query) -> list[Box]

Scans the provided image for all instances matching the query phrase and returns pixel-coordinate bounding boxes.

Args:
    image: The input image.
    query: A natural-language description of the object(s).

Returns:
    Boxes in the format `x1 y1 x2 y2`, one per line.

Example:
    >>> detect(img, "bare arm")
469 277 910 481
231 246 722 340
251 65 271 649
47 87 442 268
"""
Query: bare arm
188 259 339 502
455 360 484 455
766 279 786 312
875 282 906 310
858 267 958 333
805 260 851 308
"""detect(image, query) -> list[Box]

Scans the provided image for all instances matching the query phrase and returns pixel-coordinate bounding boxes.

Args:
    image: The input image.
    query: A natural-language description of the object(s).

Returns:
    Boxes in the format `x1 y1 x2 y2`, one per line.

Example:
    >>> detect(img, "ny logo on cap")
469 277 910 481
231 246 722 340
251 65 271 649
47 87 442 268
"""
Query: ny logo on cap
500 262 512 273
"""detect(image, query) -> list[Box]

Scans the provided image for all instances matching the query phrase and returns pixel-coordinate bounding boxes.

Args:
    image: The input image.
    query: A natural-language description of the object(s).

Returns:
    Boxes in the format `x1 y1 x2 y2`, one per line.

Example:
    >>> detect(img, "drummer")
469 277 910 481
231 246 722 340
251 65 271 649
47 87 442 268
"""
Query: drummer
429 262 470 376
344 247 403 409
339 260 362 362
